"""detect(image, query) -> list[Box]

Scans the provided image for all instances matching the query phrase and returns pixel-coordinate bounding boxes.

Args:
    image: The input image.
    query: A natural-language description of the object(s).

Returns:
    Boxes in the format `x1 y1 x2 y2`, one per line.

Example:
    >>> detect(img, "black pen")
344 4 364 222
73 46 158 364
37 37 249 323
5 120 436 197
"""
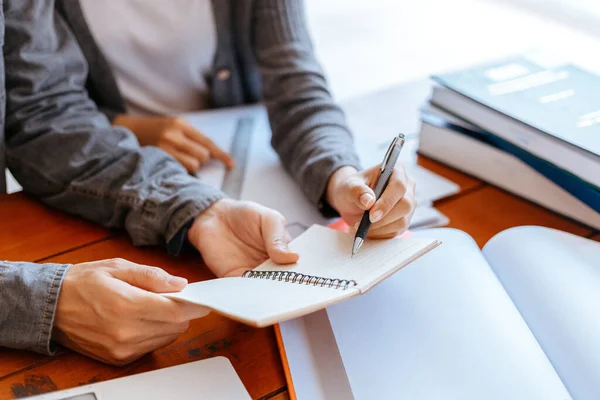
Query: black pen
352 133 406 257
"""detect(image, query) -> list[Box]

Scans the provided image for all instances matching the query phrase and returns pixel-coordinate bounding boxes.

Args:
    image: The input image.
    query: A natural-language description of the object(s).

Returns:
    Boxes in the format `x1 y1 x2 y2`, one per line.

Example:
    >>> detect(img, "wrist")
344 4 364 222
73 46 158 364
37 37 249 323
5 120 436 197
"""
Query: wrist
112 114 135 129
326 166 358 211
112 114 154 146
187 198 230 243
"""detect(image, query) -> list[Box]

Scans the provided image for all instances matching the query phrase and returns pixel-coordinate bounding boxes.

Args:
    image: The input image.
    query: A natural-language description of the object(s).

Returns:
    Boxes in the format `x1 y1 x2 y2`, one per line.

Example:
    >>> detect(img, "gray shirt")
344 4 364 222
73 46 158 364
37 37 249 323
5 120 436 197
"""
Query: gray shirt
0 0 360 355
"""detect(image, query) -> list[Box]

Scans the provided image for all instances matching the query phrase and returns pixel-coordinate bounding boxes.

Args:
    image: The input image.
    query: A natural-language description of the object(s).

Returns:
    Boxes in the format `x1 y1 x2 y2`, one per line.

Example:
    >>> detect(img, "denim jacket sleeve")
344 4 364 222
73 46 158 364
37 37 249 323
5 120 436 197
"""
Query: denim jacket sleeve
0 262 70 355
253 0 362 207
0 1 225 353
3 0 226 247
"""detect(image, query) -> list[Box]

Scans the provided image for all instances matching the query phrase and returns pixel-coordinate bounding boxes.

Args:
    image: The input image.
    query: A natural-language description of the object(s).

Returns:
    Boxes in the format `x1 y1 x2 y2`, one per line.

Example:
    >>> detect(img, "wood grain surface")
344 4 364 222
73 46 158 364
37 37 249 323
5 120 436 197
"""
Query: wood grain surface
0 193 110 262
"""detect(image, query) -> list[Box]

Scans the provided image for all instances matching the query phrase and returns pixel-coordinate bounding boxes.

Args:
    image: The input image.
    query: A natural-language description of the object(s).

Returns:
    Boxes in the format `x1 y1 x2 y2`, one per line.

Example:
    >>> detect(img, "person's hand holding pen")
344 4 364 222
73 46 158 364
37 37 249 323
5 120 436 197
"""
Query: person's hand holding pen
325 135 417 240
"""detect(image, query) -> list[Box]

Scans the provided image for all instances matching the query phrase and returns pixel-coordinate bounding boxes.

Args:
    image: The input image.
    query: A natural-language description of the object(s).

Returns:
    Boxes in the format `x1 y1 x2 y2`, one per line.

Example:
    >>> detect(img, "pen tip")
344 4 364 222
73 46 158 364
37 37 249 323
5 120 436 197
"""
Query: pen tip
352 237 364 258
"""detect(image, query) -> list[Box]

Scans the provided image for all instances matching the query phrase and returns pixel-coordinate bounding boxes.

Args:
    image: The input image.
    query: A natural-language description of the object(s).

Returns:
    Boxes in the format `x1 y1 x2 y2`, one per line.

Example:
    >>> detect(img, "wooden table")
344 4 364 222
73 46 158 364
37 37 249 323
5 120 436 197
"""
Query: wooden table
1 155 597 400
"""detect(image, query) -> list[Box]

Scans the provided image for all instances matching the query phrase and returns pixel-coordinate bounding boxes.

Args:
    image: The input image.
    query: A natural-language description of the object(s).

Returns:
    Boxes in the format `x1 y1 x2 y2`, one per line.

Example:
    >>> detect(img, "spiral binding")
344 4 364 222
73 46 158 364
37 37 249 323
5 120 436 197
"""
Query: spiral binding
242 270 358 290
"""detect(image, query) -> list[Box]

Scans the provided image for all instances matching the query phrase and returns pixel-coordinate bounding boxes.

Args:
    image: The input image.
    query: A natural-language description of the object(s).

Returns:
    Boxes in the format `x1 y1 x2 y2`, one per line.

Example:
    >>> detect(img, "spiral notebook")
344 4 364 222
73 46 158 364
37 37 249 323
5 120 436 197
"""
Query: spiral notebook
163 225 440 327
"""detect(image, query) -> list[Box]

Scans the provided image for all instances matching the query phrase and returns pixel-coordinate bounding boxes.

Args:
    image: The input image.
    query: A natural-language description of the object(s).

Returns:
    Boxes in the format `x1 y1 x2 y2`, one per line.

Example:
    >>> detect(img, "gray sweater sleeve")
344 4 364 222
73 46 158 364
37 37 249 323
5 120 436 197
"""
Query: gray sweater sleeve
252 0 362 207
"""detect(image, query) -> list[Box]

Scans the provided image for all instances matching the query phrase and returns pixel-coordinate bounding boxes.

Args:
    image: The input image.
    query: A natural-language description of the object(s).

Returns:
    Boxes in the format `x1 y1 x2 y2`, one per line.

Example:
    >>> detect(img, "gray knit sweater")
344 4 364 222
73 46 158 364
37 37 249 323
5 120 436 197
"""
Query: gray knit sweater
55 0 362 208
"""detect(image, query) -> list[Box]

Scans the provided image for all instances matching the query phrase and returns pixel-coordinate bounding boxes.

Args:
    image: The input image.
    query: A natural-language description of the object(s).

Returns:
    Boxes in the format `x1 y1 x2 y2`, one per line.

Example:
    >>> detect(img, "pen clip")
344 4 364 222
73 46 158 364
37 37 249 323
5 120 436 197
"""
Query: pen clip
380 136 398 171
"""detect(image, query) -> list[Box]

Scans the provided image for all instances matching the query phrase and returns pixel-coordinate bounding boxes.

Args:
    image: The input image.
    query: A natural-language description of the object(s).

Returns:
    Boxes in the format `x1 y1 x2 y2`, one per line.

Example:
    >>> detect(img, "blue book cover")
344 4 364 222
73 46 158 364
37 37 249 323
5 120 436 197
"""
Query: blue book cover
433 52 600 158
421 111 600 214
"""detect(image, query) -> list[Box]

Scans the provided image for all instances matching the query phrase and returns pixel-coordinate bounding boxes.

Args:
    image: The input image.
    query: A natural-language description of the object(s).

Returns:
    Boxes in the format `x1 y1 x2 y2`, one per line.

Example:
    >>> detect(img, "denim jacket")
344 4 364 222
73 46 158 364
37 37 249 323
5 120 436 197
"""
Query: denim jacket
0 0 360 355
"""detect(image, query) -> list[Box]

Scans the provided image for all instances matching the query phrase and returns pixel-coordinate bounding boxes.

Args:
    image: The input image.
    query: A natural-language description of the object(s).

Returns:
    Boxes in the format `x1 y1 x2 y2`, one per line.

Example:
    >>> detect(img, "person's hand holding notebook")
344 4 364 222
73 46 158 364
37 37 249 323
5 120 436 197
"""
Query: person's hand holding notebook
164 225 440 327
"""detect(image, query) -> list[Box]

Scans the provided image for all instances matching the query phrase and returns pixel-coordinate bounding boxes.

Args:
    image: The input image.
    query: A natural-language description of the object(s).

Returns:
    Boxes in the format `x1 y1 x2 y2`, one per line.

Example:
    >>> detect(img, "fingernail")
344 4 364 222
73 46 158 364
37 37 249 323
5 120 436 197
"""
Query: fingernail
277 243 291 253
168 276 188 287
370 210 383 223
360 193 374 208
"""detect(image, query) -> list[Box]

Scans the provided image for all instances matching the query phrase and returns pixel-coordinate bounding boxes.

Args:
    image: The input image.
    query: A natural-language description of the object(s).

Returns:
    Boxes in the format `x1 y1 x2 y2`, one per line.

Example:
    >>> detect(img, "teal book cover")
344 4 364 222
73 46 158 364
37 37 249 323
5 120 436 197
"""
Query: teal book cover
433 52 600 158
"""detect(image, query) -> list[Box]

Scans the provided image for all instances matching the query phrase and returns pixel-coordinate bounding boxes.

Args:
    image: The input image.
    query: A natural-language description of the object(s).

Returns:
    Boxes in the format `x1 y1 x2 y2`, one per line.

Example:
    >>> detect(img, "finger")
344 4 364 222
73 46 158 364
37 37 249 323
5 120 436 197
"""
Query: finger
261 210 300 265
167 131 212 165
224 267 250 278
344 213 366 228
368 197 413 231
368 232 398 240
179 122 236 168
135 294 197 323
177 301 212 320
369 168 410 223
176 140 211 165
346 177 376 211
109 261 188 293
367 216 411 238
163 145 202 173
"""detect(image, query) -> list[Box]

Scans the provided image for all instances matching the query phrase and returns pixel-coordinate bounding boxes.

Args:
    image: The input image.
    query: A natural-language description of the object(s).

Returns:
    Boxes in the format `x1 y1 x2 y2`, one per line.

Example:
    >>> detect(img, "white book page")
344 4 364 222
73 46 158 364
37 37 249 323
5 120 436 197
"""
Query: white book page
483 226 600 400
254 225 441 293
327 228 570 400
164 277 356 328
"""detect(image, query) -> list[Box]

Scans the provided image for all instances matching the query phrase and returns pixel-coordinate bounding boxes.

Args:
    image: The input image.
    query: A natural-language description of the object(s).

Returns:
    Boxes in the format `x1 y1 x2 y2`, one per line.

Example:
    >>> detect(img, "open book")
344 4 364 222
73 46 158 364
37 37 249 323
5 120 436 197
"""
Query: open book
163 225 440 327
278 226 600 399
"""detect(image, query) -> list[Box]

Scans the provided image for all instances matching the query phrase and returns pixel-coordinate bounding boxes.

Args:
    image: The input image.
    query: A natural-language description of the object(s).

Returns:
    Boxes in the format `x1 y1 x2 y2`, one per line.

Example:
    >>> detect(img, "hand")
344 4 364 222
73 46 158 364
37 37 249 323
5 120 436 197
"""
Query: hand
188 199 300 278
53 259 207 366
326 165 416 239
113 114 235 173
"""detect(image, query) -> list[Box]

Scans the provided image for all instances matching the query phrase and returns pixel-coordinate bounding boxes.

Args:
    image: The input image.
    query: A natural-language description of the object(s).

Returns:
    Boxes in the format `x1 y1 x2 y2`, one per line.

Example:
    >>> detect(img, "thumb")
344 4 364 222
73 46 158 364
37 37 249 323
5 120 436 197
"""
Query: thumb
347 178 376 211
110 261 188 293
261 211 300 265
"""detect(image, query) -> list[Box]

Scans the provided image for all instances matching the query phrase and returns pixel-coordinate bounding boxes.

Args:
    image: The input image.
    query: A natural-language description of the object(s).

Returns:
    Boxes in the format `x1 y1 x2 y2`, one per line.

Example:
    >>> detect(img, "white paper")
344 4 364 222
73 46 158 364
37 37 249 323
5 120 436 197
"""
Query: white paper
484 226 600 400
278 310 354 400
327 228 570 400
5 169 22 194
410 205 449 230
255 225 439 293
408 164 460 204
240 108 329 227
164 277 356 328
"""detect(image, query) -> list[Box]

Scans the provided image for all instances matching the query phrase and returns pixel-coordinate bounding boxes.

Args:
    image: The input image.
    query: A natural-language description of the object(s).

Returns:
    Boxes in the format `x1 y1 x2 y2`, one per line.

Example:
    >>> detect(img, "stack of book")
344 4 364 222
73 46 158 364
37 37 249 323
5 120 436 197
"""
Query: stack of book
418 52 600 229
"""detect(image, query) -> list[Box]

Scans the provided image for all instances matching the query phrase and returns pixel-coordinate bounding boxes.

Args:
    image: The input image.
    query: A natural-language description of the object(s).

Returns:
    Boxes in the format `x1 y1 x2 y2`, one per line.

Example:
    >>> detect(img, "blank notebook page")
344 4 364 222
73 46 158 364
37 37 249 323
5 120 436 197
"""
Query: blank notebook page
327 228 569 399
254 225 440 292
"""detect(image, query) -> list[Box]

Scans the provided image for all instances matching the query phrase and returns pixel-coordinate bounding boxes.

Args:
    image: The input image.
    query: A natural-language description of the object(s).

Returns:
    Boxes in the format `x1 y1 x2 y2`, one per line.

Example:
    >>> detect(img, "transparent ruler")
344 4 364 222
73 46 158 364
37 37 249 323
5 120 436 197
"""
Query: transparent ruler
221 117 254 199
